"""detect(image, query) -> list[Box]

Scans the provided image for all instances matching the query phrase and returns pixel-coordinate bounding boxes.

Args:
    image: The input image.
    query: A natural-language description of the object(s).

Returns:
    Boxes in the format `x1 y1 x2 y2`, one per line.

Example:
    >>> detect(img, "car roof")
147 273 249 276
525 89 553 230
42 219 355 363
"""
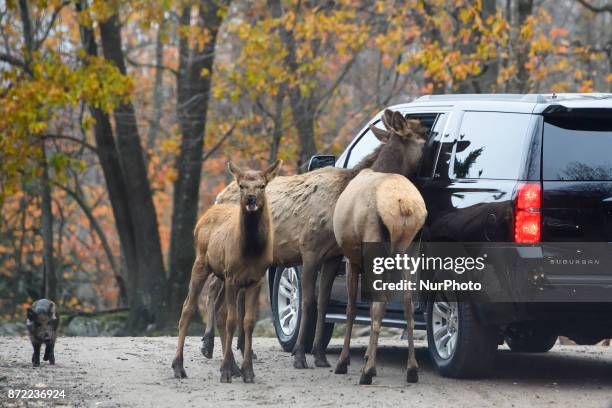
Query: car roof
385 93 612 115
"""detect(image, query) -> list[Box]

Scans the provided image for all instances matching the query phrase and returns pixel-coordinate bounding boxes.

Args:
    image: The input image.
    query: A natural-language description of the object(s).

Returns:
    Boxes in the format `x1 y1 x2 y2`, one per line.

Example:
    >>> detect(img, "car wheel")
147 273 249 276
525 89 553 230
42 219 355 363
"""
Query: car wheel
505 329 557 352
271 265 335 353
426 292 497 378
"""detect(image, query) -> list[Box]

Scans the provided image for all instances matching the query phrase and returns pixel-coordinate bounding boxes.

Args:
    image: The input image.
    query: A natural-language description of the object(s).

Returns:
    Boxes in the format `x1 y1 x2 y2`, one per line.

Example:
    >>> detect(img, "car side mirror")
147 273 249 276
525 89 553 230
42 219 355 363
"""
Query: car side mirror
307 155 336 171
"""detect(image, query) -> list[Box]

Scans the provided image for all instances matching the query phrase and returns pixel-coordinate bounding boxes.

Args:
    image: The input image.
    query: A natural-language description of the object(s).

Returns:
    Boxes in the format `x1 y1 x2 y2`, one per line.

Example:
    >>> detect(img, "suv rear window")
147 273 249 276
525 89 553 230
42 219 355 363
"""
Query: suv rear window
543 115 612 181
450 112 532 180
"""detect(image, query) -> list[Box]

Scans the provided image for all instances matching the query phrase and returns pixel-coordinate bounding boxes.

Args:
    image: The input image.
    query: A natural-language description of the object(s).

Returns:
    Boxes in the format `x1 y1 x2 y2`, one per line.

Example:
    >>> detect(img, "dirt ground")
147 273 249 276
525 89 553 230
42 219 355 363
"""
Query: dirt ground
1 336 612 408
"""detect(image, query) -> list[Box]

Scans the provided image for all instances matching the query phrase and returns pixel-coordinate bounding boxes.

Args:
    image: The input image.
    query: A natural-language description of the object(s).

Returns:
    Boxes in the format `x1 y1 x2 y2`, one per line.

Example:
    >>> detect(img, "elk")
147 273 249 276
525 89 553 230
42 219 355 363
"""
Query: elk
333 109 427 385
213 146 383 369
172 160 281 383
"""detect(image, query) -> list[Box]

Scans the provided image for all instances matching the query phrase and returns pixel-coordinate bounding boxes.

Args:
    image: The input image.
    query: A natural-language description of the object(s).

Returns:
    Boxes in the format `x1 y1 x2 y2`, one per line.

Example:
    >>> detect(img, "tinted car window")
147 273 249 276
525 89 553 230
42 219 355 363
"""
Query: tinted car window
418 113 448 177
451 112 531 180
345 113 441 169
345 122 383 168
543 116 612 181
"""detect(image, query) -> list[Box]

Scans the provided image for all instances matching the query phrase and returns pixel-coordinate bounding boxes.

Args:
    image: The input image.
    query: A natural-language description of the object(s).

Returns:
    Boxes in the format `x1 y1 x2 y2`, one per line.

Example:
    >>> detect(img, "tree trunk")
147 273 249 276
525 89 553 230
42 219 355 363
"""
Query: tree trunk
77 1 139 313
99 13 167 331
268 85 286 164
268 0 317 170
167 1 228 320
456 0 499 93
40 141 57 301
516 0 534 92
148 20 166 151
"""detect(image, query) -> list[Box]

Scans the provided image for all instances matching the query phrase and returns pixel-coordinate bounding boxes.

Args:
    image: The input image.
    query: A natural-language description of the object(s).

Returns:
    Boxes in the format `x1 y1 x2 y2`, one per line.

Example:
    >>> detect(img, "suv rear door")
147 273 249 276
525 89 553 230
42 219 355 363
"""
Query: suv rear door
542 109 612 243
541 109 612 285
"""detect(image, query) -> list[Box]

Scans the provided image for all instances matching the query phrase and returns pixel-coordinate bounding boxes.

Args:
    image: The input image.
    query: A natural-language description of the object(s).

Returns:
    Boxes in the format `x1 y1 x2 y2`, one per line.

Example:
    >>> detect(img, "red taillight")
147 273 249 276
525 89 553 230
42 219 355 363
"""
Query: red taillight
514 183 541 243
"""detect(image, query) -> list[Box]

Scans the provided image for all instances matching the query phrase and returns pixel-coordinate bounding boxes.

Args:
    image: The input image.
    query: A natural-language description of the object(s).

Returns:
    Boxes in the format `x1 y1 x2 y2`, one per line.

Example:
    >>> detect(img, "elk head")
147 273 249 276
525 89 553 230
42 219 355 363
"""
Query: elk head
369 109 428 176
228 160 282 213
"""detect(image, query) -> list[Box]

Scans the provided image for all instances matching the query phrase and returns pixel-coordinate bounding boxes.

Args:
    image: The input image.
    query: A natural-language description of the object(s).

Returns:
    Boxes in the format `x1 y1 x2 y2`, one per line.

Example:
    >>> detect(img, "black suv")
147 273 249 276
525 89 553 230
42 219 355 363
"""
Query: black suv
269 93 612 378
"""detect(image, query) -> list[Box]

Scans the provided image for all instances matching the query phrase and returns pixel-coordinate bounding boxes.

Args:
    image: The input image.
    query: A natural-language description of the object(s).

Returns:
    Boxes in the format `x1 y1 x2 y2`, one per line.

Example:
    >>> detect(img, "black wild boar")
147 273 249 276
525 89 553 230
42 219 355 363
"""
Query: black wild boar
26 299 59 367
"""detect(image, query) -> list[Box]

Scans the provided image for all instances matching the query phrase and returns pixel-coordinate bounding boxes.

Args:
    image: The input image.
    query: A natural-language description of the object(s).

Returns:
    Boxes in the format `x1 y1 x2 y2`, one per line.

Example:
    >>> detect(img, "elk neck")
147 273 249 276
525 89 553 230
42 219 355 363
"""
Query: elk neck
239 200 270 257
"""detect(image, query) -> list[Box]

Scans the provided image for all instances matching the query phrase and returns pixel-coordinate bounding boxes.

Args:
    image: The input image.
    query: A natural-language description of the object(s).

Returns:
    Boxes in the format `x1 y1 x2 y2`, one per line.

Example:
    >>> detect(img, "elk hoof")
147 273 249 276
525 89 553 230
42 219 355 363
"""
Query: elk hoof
293 353 308 369
359 372 373 385
201 334 214 359
49 359 55 366
314 357 330 368
220 367 233 383
242 367 255 383
406 368 419 383
171 359 187 379
32 362 40 368
334 357 349 374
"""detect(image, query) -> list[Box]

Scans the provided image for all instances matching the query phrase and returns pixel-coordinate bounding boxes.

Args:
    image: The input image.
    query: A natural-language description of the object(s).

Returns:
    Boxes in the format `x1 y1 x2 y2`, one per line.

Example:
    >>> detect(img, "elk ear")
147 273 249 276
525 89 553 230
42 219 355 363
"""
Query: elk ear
26 307 36 322
263 160 282 183
369 124 390 143
227 162 243 180
381 109 395 131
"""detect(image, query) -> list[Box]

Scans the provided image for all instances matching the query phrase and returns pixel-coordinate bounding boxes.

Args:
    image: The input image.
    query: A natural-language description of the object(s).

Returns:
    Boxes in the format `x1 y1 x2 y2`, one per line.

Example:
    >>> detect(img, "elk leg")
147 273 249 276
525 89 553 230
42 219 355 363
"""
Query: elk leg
293 254 320 369
313 257 341 367
360 301 386 385
32 343 41 367
213 286 241 378
220 282 239 383
201 276 222 359
238 285 260 360
172 256 209 379
241 283 260 383
335 261 359 374
403 289 418 383
237 288 258 360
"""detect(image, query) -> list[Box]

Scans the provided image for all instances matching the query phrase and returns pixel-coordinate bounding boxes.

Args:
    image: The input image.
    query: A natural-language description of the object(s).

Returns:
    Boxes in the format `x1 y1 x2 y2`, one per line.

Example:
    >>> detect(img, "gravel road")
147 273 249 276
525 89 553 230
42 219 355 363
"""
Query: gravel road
1 336 612 407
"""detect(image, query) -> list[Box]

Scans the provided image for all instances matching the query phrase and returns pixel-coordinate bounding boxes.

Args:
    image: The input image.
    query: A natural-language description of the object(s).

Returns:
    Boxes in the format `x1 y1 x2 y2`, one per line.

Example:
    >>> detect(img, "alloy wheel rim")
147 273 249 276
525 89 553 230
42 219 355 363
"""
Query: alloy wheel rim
277 267 299 336
432 293 459 360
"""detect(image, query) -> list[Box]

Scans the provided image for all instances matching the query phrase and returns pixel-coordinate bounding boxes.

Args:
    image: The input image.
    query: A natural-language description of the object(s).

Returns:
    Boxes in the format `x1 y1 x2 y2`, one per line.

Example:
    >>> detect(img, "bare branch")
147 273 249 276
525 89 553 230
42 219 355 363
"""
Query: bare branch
202 124 236 162
576 0 612 13
42 133 98 153
125 55 179 76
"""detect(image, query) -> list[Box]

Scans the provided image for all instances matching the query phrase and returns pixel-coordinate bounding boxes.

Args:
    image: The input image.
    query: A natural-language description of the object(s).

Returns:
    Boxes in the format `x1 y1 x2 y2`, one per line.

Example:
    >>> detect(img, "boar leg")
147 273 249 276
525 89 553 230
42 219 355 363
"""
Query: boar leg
220 282 239 383
43 342 55 365
32 343 41 367
172 256 209 378
241 282 260 383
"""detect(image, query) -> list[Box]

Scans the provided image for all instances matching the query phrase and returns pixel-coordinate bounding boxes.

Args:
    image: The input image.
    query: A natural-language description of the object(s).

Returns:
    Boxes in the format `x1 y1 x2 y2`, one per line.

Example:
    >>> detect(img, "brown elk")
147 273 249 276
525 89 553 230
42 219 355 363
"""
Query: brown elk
214 147 383 369
172 160 281 383
333 109 427 385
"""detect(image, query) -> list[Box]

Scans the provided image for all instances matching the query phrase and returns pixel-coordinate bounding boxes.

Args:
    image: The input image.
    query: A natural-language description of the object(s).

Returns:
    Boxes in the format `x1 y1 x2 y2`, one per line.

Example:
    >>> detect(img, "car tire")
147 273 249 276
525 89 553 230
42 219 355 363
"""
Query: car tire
426 292 497 378
271 265 335 353
505 330 557 353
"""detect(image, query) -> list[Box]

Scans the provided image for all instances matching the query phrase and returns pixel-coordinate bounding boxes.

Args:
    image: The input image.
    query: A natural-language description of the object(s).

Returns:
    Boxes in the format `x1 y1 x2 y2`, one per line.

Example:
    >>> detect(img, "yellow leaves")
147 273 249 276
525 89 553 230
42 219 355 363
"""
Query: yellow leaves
607 74 612 83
